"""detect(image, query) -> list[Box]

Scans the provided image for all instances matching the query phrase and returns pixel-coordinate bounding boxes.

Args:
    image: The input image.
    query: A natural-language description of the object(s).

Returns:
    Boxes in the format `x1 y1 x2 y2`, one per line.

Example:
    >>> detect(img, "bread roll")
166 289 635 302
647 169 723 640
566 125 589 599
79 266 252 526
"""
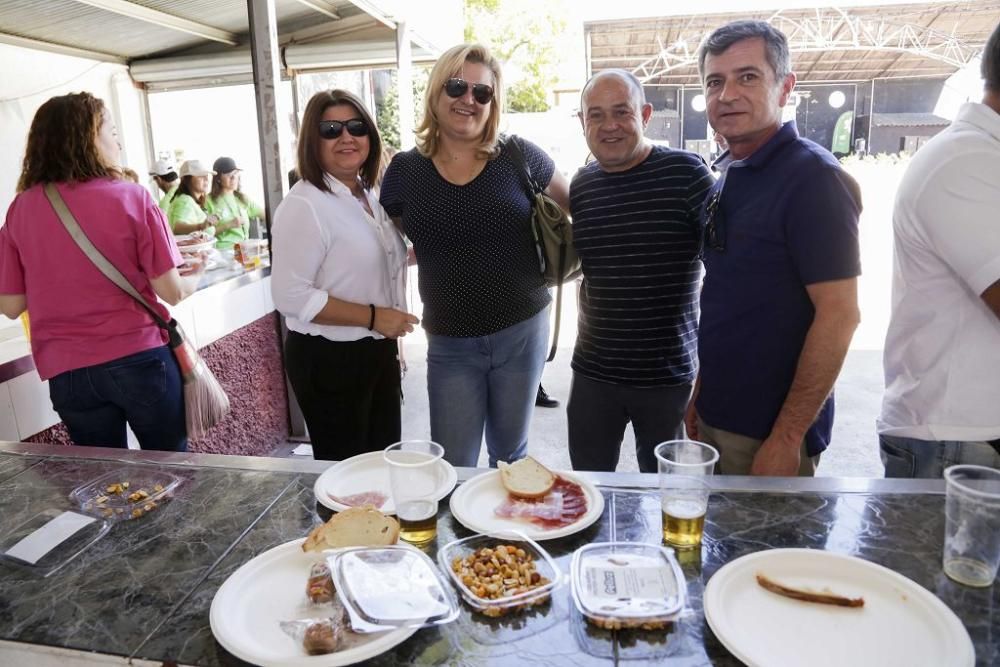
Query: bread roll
499 456 556 499
302 506 400 552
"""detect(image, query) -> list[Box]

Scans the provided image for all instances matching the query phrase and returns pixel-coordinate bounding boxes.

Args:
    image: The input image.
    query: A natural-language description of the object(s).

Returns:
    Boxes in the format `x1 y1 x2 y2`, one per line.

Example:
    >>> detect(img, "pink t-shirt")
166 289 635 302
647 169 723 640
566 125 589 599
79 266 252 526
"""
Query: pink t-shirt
0 178 183 380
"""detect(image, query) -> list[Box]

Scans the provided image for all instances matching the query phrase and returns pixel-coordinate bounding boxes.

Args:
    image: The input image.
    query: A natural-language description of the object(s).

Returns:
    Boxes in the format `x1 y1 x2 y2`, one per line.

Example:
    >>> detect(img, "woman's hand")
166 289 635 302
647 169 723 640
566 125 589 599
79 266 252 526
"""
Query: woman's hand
373 307 420 339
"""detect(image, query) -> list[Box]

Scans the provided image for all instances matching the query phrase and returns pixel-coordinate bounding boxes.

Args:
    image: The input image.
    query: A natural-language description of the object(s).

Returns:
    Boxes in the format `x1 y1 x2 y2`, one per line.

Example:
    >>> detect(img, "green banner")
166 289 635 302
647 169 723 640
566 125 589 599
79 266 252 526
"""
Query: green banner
832 111 854 154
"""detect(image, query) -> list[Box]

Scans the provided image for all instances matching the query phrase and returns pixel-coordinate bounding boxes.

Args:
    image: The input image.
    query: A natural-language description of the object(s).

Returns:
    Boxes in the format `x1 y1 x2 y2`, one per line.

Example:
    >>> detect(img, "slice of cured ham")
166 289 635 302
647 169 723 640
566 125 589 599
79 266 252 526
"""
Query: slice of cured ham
329 490 388 509
495 477 588 529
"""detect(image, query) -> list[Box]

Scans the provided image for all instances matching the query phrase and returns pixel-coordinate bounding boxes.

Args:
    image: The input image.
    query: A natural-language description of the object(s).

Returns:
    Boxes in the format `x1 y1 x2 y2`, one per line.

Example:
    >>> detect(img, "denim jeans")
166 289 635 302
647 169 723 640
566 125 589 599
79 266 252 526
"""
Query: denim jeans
48 345 187 451
427 308 548 468
879 434 1000 479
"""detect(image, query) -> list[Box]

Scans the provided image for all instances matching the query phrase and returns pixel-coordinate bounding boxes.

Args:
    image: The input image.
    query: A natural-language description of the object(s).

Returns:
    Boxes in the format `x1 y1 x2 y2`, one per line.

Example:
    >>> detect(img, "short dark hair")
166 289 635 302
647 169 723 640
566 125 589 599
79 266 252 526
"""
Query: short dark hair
698 20 791 82
982 21 1000 92
296 89 382 192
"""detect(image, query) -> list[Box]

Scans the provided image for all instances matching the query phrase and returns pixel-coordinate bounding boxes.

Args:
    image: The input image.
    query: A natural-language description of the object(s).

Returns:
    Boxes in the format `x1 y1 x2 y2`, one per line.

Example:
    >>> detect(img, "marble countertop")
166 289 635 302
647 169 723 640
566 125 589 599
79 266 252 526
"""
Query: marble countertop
0 443 995 667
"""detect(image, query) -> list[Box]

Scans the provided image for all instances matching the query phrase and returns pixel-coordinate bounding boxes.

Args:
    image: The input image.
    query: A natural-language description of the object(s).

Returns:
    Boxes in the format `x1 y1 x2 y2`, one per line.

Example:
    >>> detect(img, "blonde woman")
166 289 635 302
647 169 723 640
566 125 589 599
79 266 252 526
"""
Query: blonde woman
380 43 570 468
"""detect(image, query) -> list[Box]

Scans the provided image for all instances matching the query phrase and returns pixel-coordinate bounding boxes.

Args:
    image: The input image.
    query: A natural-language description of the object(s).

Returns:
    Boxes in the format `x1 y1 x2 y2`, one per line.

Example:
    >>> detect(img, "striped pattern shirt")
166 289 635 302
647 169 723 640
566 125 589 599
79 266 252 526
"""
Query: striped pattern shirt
569 146 714 386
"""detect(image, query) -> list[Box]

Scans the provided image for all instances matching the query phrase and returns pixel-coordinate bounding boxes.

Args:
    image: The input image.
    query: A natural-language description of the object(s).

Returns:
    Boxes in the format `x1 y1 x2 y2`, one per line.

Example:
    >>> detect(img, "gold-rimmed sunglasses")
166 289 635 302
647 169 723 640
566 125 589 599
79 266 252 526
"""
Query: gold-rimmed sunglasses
703 186 725 252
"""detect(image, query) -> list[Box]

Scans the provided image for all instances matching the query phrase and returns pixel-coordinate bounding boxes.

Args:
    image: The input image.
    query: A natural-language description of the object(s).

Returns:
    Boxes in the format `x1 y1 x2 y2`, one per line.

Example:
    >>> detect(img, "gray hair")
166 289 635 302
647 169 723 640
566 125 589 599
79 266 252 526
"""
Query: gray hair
580 69 647 111
698 20 791 82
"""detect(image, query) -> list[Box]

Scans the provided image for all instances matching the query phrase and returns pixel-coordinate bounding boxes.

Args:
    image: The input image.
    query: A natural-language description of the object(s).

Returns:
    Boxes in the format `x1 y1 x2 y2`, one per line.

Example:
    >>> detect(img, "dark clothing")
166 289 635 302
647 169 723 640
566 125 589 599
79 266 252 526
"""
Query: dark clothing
284 332 400 461
48 345 187 451
570 146 714 387
379 141 554 337
567 373 691 473
696 121 862 457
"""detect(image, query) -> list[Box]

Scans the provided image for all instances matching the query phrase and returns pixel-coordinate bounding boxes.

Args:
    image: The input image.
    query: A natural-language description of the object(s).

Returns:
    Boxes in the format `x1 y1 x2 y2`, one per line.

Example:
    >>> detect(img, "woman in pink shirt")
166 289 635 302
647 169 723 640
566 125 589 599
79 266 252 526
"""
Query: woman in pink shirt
0 92 198 451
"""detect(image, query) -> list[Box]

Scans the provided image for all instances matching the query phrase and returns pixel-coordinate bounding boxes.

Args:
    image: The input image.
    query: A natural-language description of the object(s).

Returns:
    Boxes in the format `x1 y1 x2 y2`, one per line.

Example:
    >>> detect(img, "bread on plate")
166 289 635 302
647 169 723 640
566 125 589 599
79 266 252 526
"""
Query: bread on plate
498 456 556 499
302 506 400 552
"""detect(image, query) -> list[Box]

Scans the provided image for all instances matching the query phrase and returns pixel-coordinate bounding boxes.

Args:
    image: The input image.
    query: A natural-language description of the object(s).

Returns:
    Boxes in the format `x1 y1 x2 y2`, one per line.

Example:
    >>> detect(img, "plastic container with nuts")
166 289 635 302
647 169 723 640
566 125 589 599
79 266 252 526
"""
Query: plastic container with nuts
69 467 183 522
570 542 687 630
437 531 562 617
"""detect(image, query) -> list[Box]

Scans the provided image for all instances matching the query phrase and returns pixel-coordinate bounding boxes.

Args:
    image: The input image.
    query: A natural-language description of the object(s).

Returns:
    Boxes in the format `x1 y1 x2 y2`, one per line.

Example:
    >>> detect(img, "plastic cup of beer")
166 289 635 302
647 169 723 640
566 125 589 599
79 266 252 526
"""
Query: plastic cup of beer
655 440 719 550
384 440 445 544
943 464 1000 587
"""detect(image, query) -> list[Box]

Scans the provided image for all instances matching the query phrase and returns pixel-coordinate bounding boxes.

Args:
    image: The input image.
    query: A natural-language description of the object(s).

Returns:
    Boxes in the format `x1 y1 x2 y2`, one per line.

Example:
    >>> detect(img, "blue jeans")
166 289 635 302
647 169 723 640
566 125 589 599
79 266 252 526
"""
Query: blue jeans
48 346 187 452
879 434 1000 479
427 308 549 468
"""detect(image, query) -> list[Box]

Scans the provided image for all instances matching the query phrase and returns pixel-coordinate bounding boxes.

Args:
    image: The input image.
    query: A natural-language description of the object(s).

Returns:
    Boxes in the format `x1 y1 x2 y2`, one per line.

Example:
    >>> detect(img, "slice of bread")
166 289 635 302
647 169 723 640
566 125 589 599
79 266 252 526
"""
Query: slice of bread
302 506 400 552
499 456 556 499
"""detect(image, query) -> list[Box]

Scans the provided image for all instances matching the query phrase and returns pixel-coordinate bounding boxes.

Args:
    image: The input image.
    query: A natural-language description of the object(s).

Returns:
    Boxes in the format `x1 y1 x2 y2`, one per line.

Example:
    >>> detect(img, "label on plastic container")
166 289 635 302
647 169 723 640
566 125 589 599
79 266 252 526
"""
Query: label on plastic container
579 555 679 614
4 511 95 565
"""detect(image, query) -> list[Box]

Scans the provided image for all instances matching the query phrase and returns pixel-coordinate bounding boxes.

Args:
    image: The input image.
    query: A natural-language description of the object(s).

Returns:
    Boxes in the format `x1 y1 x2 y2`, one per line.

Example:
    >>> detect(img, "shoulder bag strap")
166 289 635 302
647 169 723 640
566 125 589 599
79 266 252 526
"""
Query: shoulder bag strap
44 183 178 341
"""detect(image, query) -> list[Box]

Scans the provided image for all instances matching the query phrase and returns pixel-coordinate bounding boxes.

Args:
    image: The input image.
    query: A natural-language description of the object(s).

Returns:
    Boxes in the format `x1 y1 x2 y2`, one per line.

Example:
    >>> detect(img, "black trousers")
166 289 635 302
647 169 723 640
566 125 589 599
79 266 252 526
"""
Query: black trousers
284 331 401 461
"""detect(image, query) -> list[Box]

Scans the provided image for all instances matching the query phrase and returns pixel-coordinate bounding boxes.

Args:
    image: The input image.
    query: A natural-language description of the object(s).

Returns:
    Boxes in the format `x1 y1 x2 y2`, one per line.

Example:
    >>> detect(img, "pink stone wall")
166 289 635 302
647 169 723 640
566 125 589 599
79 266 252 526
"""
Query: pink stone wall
27 313 289 455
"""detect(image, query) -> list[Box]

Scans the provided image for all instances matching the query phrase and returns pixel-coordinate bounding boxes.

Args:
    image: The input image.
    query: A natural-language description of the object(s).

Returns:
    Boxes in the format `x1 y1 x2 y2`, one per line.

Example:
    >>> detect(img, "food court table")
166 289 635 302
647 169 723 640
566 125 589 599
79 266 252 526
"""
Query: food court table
0 442 995 666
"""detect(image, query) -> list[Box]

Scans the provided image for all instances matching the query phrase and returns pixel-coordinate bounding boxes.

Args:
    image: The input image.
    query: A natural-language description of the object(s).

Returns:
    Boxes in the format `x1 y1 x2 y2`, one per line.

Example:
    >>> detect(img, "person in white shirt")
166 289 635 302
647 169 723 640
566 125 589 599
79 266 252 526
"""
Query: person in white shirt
271 90 419 461
878 21 1000 477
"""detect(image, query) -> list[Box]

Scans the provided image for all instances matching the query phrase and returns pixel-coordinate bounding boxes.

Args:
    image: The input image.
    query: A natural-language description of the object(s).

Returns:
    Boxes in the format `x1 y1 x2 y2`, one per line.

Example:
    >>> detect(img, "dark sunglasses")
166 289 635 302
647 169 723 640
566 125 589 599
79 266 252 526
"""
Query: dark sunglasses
703 187 726 253
318 118 369 140
443 78 494 105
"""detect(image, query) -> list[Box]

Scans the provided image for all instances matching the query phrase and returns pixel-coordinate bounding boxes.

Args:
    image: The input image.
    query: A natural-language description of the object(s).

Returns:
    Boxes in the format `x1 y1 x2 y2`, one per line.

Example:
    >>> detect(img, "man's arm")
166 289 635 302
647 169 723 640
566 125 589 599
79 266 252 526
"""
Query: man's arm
982 278 1000 320
750 277 860 475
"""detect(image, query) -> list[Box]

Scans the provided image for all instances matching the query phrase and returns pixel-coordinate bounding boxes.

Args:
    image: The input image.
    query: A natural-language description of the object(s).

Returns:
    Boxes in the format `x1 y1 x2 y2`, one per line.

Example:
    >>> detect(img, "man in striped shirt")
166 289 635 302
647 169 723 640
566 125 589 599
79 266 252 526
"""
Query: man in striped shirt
568 69 715 473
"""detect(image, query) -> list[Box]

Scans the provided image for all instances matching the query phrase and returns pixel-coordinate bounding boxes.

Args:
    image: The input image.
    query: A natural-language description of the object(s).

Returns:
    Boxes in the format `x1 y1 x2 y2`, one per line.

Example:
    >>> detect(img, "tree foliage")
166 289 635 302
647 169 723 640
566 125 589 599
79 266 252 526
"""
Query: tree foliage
377 69 428 150
463 0 566 113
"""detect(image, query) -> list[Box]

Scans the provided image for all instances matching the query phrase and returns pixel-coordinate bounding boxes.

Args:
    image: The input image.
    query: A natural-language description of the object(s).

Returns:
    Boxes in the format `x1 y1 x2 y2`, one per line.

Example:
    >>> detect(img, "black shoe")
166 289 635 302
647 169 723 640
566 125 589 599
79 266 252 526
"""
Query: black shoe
535 385 559 408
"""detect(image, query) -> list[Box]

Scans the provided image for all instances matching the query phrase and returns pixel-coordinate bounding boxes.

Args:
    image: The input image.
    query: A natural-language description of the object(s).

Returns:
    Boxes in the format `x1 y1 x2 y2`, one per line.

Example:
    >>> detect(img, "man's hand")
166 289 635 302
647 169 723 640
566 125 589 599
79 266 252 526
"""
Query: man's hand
684 401 699 440
750 434 801 476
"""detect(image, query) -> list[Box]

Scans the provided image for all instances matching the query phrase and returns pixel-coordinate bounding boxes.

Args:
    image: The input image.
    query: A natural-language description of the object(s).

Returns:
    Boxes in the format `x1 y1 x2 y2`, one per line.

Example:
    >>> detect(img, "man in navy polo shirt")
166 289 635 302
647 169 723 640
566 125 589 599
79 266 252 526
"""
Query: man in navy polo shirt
685 20 862 476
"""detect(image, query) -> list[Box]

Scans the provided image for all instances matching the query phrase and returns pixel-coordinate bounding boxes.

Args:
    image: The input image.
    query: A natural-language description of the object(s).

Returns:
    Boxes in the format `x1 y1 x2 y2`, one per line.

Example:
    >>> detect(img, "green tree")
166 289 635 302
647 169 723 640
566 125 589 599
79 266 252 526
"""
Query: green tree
464 0 567 113
376 69 428 150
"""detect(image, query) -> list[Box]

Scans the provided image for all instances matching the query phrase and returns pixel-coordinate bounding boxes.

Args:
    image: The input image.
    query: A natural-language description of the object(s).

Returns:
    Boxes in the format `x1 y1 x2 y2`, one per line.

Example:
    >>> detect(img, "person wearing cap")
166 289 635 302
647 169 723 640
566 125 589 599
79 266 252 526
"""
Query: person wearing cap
205 156 263 250
149 159 179 212
167 160 219 235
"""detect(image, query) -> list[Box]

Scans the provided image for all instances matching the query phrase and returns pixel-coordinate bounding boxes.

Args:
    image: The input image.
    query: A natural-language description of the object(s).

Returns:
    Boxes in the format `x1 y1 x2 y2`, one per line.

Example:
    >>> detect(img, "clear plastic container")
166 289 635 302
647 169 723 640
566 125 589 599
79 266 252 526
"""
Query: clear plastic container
69 468 183 521
329 546 459 632
571 542 686 630
0 508 110 577
438 531 562 617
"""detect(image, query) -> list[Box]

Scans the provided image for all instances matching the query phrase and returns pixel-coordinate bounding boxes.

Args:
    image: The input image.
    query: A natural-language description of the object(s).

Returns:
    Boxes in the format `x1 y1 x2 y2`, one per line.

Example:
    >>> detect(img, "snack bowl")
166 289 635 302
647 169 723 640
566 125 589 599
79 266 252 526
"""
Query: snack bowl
438 531 562 617
69 467 183 521
570 542 686 630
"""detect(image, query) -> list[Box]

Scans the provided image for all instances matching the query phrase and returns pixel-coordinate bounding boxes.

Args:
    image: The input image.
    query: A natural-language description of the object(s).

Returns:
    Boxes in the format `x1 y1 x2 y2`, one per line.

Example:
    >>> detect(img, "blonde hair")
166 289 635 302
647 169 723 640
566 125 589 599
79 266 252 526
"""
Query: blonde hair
415 43 504 160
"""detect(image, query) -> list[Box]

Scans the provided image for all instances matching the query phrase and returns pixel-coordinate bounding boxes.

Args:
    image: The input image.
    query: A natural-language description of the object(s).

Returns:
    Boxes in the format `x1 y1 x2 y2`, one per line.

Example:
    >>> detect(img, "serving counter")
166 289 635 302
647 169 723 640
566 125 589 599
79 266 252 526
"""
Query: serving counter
0 442 996 666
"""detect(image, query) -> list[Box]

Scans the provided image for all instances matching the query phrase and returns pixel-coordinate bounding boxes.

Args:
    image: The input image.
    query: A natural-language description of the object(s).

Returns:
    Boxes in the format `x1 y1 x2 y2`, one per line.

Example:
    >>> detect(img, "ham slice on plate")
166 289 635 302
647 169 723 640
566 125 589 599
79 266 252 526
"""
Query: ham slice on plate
328 490 388 510
494 477 588 529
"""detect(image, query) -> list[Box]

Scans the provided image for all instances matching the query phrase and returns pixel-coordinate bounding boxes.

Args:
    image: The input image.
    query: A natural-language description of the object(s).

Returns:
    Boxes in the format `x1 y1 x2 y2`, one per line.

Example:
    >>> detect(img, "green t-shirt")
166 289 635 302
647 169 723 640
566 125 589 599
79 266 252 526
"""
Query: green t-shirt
167 193 207 232
204 192 263 249
158 184 178 212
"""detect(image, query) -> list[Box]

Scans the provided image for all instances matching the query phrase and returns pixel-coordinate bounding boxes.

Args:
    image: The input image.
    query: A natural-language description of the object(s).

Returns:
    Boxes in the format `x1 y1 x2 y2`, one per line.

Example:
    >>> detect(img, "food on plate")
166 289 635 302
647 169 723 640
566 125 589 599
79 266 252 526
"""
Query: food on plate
499 456 555 499
450 544 550 617
303 620 342 655
755 573 865 608
307 562 336 604
328 490 389 510
302 506 400 552
495 476 589 529
176 231 214 247
92 480 162 518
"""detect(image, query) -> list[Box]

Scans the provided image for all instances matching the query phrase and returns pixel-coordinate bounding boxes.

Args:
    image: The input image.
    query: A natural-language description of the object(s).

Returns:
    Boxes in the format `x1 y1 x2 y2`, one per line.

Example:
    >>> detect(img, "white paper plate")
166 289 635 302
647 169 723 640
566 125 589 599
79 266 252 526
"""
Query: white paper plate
704 548 975 667
448 470 604 541
313 451 457 515
209 538 417 667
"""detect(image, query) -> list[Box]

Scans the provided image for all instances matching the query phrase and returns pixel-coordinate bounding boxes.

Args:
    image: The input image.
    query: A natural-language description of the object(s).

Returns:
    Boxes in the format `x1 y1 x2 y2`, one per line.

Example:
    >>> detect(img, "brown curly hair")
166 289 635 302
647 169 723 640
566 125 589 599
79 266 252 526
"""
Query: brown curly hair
17 92 113 192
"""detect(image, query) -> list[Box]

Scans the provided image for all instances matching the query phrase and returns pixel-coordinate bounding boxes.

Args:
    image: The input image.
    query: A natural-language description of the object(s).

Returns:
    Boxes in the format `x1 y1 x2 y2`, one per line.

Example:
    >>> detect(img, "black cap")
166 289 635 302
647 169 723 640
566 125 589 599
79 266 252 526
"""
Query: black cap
213 156 239 174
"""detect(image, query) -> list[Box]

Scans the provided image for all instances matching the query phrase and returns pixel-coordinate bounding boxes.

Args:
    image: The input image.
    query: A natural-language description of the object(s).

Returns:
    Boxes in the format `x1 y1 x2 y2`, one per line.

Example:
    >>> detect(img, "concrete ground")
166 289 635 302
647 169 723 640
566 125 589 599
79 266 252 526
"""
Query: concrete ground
397 293 886 478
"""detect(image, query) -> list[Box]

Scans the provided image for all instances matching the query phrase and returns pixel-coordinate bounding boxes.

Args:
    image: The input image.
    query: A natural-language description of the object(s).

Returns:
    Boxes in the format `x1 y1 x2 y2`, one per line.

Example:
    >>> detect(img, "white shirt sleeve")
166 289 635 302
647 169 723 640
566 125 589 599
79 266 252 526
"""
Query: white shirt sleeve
270 194 331 324
916 151 1000 295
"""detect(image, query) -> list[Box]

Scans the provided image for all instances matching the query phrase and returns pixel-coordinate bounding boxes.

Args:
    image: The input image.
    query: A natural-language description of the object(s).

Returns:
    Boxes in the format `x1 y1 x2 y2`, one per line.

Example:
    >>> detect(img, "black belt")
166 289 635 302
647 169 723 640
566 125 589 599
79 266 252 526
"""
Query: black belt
989 439 1000 457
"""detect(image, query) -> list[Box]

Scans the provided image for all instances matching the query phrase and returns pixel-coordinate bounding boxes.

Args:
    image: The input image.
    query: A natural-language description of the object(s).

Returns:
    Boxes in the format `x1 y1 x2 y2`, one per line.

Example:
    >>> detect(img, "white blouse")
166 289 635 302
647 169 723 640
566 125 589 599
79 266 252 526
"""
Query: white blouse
270 173 407 342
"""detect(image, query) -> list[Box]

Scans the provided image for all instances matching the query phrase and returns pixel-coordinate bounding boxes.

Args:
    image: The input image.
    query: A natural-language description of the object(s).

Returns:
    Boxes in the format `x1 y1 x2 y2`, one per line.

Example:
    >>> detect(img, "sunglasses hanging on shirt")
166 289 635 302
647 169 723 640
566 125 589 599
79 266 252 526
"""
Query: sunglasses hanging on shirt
443 78 494 105
318 119 369 140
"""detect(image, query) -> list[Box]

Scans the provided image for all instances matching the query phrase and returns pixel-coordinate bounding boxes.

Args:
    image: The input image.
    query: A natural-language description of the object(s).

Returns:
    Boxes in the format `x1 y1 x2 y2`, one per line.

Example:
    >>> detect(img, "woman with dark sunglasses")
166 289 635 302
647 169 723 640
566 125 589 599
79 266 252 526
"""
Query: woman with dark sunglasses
271 90 418 461
380 44 571 469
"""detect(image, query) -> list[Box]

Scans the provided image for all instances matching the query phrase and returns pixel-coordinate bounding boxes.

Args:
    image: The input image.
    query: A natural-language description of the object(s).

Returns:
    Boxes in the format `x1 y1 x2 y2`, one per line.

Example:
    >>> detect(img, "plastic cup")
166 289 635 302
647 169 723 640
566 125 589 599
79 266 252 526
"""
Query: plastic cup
655 440 719 550
384 440 444 544
943 464 1000 587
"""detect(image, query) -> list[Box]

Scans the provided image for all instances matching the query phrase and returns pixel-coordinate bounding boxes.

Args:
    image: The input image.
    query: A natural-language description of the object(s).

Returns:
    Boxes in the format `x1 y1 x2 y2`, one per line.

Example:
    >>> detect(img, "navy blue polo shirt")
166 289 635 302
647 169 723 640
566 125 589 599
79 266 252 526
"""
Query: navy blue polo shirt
696 121 861 456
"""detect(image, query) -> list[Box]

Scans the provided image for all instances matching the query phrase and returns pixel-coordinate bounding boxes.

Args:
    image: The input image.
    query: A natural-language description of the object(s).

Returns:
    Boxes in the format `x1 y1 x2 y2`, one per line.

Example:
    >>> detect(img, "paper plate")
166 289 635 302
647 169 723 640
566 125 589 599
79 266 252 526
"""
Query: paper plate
704 548 975 667
313 451 457 515
448 470 604 541
209 538 417 667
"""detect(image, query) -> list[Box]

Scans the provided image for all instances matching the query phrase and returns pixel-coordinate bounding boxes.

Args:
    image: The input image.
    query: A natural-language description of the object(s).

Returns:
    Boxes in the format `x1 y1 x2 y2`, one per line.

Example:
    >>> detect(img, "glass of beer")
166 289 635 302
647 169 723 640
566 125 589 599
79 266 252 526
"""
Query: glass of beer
655 440 719 550
384 440 445 544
